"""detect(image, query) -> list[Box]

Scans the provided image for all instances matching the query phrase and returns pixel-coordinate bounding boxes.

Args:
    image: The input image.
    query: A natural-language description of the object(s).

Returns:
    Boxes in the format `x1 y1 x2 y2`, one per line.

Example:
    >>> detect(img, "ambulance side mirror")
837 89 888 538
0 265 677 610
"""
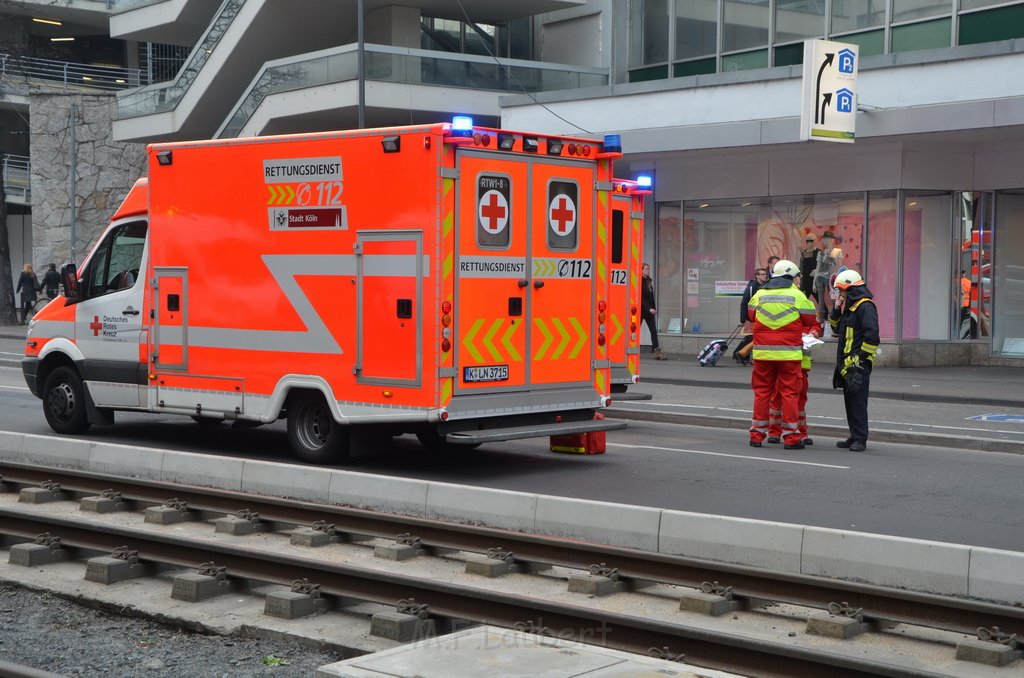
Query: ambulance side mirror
61 263 81 303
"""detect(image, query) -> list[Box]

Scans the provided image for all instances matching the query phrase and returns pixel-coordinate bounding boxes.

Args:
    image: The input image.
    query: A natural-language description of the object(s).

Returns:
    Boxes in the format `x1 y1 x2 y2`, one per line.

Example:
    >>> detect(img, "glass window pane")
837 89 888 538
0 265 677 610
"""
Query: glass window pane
891 18 951 52
959 5 1024 46
956 192 990 340
722 48 769 72
675 0 717 59
724 0 769 52
892 0 952 22
674 58 716 77
961 0 1011 8
833 29 885 57
992 191 1024 355
774 43 804 66
656 203 683 335
628 65 670 82
832 0 886 33
867 192 899 340
631 0 670 67
776 0 825 43
901 192 953 340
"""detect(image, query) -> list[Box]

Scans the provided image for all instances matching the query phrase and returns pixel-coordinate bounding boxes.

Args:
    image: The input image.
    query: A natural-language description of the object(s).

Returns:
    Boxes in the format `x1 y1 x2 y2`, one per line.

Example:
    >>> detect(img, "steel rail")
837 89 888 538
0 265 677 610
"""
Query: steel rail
1 462 1021 640
0 508 952 678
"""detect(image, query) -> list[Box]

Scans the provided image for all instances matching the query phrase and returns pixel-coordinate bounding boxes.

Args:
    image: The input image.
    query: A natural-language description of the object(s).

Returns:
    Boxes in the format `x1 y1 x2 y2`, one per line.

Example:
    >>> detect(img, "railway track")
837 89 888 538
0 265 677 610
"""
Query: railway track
0 460 1021 677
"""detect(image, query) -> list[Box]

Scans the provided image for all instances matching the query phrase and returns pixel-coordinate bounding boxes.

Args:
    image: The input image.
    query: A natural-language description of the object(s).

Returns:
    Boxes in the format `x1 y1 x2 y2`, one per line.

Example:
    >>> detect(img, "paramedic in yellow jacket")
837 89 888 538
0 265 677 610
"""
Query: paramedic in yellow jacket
747 260 820 449
765 271 816 446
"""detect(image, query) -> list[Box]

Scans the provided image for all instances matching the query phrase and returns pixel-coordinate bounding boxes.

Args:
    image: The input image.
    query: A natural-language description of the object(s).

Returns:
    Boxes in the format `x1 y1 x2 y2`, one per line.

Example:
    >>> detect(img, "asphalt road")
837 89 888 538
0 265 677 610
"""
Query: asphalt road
2 361 1023 554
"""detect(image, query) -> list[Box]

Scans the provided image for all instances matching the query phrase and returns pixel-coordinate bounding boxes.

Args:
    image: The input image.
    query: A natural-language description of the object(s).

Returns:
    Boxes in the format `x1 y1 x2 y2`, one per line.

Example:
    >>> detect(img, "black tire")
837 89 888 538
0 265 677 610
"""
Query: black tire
190 415 225 427
42 365 91 434
286 393 349 464
416 427 480 453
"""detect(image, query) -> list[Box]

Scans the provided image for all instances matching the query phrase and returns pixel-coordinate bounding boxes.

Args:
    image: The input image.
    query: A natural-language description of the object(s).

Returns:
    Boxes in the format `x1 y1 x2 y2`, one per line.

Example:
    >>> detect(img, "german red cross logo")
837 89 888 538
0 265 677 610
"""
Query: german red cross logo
90 316 103 336
478 189 509 234
548 193 576 235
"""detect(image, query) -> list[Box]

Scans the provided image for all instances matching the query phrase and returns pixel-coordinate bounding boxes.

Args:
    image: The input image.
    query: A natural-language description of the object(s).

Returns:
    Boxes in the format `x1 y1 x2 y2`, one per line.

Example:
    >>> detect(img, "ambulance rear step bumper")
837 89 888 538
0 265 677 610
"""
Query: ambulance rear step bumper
445 418 627 445
609 392 653 401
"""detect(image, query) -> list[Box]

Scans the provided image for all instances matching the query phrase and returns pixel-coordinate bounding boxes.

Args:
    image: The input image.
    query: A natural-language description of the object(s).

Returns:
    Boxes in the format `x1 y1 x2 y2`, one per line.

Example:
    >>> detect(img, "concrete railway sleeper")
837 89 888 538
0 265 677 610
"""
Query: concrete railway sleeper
0 463 1022 674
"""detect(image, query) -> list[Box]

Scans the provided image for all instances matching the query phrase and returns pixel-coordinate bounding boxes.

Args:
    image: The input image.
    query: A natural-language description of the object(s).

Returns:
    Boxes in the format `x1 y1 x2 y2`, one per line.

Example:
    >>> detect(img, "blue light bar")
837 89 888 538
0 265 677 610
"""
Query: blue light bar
451 116 473 131
636 175 653 189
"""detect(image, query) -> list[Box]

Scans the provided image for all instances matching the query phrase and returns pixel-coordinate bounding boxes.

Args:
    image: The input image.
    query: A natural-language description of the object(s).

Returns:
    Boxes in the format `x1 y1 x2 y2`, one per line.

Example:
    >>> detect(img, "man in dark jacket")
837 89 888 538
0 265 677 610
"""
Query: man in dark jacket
829 269 879 452
733 267 767 364
42 263 61 300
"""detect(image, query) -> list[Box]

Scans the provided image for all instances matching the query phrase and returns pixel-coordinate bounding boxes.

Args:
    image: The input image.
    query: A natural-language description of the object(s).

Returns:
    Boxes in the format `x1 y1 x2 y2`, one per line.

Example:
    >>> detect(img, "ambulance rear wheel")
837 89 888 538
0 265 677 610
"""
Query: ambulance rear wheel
42 366 91 435
287 393 349 464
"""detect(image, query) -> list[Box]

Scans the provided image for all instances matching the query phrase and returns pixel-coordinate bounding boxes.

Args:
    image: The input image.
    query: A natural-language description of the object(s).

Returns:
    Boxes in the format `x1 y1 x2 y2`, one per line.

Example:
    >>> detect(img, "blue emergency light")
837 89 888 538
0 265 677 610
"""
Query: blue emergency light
636 175 653 189
451 116 474 134
602 134 622 153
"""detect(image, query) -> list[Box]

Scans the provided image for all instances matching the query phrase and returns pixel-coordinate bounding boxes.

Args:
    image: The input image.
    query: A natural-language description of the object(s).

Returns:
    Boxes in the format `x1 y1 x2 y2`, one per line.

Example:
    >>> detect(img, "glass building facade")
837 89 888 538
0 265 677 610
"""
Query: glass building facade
650 189 1024 356
629 0 1024 80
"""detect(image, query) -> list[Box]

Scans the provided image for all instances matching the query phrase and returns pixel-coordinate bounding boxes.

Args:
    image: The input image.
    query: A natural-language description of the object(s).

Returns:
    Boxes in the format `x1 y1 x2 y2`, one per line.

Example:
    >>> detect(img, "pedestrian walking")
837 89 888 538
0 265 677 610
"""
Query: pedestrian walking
829 269 879 452
747 260 819 449
42 263 61 300
641 262 666 360
16 263 39 324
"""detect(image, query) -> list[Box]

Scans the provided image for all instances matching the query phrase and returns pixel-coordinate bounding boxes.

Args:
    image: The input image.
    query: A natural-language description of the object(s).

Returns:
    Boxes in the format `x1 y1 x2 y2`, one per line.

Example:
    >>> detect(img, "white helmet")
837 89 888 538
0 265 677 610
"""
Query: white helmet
834 269 864 290
772 259 799 278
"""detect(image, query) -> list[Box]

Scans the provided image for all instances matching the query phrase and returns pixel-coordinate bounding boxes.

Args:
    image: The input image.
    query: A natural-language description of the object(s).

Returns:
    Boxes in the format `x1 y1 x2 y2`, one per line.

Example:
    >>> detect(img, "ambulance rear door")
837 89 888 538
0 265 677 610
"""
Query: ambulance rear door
453 149 596 395
608 192 636 384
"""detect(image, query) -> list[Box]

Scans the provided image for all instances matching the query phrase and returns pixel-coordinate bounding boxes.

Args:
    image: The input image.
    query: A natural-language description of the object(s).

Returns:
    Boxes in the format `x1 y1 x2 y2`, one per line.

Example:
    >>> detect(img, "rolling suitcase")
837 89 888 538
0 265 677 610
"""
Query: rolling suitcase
698 324 742 367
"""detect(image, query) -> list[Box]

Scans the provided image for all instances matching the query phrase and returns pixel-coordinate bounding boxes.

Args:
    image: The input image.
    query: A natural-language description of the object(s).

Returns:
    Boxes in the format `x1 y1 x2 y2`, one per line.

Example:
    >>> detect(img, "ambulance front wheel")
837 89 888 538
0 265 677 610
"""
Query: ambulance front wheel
286 393 350 464
42 366 91 435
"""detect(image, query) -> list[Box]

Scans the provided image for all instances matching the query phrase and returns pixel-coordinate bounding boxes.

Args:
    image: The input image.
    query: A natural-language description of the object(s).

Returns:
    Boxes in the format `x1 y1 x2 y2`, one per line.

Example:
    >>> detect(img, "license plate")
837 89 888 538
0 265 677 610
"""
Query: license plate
463 365 509 383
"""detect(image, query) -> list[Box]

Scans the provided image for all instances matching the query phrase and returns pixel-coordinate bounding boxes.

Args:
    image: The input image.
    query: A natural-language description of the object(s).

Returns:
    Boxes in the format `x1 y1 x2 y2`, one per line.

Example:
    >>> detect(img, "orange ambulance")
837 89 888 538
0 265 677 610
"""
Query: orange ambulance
23 120 635 463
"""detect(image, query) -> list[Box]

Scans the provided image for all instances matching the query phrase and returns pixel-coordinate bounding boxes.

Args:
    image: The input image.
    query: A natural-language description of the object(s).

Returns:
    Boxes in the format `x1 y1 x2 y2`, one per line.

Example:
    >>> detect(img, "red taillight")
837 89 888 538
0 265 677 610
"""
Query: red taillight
597 334 606 346
441 338 451 352
630 305 637 316
582 145 591 157
630 322 637 332
598 300 607 312
480 134 491 147
442 301 452 313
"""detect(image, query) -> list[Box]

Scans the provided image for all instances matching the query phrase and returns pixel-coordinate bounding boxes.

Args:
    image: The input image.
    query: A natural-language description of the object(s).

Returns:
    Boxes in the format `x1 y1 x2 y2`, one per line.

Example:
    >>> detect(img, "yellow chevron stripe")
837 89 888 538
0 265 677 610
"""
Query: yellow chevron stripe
595 370 606 394
482 318 503 362
440 379 452 405
551 318 570 359
463 318 485 363
533 318 553 361
501 321 520 361
597 259 606 283
610 314 623 345
443 252 452 280
567 317 586 359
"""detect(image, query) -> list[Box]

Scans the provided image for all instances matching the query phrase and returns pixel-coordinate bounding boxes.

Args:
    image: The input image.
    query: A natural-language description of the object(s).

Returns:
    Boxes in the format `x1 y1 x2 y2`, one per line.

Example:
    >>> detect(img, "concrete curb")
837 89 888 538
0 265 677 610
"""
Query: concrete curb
605 408 1024 455
0 431 1020 606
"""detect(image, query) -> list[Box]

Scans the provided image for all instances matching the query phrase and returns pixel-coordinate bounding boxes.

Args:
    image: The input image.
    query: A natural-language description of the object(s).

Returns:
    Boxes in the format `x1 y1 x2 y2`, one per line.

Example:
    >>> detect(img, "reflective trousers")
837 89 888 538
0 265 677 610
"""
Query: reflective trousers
769 368 809 439
750 359 804 445
843 368 871 443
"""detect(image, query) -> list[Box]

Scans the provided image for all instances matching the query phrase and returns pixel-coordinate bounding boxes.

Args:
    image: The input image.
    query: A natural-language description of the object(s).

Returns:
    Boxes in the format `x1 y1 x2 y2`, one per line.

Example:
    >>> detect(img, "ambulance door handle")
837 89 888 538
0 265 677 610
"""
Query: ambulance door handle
533 280 545 289
122 307 140 316
517 279 529 288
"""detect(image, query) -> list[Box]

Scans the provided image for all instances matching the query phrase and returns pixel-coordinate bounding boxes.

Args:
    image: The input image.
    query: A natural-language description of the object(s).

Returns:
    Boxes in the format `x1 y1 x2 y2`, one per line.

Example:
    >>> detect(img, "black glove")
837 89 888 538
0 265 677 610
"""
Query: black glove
844 364 863 396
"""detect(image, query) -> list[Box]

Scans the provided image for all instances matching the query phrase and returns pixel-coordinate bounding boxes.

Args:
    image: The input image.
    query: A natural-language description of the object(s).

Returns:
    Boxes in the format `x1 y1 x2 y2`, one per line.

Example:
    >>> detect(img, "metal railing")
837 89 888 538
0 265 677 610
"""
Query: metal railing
217 43 609 138
116 0 245 119
2 154 31 204
0 53 147 92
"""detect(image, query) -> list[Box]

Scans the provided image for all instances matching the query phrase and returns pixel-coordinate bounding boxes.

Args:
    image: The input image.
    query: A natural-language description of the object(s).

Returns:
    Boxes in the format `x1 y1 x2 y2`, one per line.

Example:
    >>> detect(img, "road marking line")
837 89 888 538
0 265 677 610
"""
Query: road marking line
608 442 850 469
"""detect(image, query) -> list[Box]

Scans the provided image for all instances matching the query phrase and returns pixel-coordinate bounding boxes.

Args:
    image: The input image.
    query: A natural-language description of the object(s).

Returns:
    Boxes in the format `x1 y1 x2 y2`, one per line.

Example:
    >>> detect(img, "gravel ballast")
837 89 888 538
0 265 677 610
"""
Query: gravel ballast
0 582 344 676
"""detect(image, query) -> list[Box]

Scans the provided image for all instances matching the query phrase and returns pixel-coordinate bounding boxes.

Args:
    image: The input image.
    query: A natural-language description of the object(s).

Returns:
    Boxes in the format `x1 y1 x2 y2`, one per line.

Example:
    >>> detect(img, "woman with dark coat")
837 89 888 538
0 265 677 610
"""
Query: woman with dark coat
16 263 39 324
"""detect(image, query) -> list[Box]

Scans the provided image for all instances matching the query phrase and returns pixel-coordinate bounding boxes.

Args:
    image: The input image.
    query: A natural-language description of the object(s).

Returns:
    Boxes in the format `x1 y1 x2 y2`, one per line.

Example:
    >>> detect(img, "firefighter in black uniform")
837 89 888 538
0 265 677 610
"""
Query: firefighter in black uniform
829 269 879 452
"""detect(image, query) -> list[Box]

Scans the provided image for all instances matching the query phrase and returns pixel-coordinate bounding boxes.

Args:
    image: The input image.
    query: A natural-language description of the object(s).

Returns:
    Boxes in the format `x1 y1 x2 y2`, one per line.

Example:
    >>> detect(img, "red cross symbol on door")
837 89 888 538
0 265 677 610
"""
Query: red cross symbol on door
549 194 576 235
89 315 103 336
479 190 508 234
